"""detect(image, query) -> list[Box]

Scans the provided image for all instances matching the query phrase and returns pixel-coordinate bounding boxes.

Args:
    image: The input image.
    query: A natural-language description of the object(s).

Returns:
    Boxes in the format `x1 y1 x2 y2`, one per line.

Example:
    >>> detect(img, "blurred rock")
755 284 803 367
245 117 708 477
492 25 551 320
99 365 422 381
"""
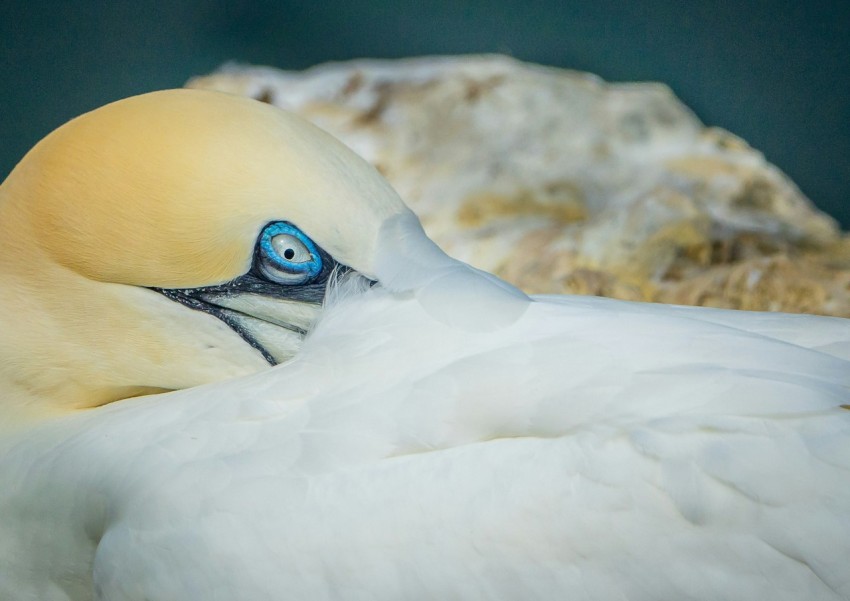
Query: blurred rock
188 55 850 316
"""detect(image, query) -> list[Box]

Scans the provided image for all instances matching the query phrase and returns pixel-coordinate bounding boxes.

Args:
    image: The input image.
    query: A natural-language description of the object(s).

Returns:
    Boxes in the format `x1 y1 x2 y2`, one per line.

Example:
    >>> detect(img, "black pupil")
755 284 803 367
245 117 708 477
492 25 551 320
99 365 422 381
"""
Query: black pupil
284 248 296 260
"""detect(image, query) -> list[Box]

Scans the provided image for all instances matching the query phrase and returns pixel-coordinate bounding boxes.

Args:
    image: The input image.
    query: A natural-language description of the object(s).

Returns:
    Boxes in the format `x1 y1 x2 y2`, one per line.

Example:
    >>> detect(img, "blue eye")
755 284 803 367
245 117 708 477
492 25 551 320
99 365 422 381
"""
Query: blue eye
257 222 322 285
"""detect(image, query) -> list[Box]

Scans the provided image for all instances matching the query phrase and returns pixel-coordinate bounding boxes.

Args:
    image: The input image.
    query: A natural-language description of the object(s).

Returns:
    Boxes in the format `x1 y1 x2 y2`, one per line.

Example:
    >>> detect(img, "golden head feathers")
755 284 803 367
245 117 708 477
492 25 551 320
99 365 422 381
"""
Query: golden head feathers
0 90 410 418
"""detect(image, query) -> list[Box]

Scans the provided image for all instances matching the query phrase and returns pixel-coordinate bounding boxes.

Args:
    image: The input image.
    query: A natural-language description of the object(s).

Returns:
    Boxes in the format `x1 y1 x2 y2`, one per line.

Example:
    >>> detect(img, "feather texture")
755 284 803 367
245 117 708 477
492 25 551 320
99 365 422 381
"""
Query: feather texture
2 281 848 600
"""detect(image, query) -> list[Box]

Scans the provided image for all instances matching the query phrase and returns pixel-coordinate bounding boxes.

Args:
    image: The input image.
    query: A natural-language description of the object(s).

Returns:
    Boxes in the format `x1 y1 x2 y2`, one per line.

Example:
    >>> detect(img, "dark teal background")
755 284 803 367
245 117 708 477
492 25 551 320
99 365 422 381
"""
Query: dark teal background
2 1 848 225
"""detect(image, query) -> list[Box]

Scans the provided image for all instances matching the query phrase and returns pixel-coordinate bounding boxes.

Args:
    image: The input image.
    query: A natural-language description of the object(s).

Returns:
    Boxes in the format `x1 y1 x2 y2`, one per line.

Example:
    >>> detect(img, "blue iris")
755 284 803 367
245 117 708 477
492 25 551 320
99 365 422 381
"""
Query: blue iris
257 222 322 285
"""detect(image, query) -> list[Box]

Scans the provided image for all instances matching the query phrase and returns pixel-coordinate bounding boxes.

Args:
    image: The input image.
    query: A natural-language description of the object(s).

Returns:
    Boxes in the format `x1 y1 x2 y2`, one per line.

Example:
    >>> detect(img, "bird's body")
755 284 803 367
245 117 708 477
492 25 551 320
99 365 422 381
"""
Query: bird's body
1 90 848 600
3 286 849 600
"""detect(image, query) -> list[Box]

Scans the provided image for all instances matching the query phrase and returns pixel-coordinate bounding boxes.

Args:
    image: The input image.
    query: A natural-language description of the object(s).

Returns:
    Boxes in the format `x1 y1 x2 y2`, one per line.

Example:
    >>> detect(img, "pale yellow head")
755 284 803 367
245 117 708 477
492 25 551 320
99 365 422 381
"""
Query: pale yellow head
0 89 410 421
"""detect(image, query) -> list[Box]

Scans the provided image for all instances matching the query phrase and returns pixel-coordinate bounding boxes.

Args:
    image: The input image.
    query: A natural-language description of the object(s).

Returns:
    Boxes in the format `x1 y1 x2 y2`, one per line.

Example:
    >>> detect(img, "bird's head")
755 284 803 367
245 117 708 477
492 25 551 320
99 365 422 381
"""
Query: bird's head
0 89 415 419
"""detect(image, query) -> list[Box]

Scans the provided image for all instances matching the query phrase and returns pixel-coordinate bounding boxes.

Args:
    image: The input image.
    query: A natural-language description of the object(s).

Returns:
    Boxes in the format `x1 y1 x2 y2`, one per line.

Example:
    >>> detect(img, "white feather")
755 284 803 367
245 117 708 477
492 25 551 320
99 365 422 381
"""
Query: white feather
2 272 848 600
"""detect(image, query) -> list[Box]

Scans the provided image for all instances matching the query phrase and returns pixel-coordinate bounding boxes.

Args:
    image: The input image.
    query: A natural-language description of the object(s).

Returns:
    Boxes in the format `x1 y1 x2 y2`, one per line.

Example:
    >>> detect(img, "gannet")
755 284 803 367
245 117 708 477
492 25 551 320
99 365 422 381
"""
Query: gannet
0 90 848 601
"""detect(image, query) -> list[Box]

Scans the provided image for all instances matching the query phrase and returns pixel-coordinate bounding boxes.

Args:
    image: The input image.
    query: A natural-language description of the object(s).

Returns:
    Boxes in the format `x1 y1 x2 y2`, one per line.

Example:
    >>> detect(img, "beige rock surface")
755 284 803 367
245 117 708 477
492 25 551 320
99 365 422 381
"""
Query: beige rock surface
188 55 850 316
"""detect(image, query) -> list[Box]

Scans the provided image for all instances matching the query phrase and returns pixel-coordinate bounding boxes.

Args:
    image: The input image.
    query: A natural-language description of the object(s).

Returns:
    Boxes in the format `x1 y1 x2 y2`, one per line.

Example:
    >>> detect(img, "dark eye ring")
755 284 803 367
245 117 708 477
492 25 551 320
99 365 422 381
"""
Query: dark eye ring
257 222 322 285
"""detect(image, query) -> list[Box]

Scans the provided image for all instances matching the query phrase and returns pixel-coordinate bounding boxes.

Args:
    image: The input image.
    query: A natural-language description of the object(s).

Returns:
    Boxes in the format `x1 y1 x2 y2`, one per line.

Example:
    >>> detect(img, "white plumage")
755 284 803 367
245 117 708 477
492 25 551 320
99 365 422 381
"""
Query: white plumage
3 257 850 599
1 91 848 600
